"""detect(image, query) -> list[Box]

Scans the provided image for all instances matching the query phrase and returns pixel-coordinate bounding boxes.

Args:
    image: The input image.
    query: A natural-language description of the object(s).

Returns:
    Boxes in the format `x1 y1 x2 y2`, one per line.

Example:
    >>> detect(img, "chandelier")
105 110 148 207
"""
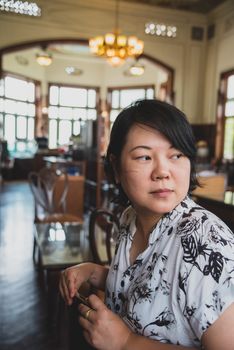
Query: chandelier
89 0 144 67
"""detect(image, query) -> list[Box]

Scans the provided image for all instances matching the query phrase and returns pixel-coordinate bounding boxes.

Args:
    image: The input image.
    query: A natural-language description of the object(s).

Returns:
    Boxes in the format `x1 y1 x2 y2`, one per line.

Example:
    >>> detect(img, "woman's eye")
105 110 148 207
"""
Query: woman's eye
135 155 151 161
171 153 183 160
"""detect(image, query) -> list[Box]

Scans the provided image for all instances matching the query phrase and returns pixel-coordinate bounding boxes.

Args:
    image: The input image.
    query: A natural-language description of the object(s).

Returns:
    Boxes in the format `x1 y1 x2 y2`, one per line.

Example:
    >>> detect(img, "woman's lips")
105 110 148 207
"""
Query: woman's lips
151 188 173 193
150 189 173 197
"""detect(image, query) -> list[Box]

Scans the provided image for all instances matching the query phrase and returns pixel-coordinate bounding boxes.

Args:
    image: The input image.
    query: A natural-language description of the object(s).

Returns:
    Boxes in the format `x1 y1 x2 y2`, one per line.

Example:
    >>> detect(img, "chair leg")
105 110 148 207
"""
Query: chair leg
33 236 38 265
55 292 67 344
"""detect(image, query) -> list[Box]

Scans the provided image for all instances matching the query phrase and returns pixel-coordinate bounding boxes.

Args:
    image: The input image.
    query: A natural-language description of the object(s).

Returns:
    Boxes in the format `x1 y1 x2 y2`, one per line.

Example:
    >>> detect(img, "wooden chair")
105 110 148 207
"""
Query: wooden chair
88 208 120 266
28 167 84 264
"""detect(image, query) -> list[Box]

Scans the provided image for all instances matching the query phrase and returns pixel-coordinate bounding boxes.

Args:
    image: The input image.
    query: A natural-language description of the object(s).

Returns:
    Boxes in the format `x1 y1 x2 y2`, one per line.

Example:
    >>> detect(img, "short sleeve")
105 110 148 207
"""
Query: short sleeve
178 217 234 340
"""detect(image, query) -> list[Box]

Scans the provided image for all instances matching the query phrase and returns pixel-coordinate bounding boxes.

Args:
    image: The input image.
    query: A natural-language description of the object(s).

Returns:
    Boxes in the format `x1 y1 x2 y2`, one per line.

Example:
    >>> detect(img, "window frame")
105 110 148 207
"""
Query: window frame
216 69 234 161
47 82 100 149
96 84 155 156
107 84 155 125
0 71 40 153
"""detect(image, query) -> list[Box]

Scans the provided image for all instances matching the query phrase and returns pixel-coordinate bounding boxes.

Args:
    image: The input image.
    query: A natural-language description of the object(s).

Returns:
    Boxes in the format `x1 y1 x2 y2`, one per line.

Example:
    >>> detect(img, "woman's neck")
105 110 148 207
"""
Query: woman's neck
135 212 162 240
129 213 162 265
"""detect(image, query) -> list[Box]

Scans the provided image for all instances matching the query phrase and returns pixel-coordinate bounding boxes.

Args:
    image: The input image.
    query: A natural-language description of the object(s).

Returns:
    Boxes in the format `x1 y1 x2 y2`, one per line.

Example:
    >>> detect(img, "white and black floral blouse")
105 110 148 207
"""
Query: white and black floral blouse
105 196 234 348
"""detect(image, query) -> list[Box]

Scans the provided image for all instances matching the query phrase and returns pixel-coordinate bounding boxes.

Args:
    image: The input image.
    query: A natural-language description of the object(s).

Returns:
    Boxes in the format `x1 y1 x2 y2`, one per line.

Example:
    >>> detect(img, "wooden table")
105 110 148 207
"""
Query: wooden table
34 221 91 327
34 218 115 342
34 221 90 271
43 156 86 176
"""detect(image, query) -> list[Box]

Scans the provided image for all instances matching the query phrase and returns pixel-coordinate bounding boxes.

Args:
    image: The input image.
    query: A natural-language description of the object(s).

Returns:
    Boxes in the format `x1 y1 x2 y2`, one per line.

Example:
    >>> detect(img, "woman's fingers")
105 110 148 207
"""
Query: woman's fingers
80 308 95 324
59 270 73 305
88 293 106 311
59 263 97 306
59 268 79 305
78 297 131 350
78 294 105 327
82 329 94 348
79 303 95 320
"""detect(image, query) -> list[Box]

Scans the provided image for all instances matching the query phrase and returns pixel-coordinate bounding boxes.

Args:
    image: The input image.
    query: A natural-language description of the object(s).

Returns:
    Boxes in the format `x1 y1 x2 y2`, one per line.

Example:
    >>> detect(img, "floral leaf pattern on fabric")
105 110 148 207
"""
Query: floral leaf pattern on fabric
143 307 175 333
181 235 199 263
105 197 234 347
203 251 224 282
179 220 226 283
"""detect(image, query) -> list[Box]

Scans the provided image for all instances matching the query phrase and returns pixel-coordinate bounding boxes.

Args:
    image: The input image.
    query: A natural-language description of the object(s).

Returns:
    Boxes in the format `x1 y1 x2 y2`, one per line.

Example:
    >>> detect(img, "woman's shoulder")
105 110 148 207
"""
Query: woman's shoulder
179 196 233 234
176 197 234 260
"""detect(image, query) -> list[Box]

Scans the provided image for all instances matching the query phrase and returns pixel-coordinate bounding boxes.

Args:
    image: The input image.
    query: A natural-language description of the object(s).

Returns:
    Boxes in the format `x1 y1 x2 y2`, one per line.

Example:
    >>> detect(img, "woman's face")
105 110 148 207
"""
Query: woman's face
115 124 191 219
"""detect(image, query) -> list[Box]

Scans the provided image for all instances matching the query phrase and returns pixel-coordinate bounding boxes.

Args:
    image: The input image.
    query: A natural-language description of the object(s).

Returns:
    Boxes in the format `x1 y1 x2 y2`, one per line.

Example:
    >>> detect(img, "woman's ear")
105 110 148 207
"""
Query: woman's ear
110 154 120 184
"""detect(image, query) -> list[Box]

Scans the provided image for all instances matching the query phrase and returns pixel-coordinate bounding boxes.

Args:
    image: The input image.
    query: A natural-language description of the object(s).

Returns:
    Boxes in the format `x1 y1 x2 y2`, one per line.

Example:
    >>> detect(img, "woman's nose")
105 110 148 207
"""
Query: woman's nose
151 159 170 181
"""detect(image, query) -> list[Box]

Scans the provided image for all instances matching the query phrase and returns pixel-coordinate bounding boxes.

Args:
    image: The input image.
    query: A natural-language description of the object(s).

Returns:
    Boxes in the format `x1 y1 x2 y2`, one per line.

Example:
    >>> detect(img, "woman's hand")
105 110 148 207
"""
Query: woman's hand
79 294 132 350
59 264 85 305
59 262 96 305
59 262 109 305
78 294 200 350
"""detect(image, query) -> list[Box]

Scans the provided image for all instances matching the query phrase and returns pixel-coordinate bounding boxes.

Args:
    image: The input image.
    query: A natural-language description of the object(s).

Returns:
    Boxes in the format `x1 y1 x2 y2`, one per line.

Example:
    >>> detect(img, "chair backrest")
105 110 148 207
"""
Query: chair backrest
88 209 120 265
28 167 69 221
54 174 85 219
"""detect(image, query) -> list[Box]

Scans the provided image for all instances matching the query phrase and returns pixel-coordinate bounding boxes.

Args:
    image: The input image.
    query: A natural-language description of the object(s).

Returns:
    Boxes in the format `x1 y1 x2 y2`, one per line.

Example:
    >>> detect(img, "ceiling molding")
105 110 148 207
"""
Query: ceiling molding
122 0 227 14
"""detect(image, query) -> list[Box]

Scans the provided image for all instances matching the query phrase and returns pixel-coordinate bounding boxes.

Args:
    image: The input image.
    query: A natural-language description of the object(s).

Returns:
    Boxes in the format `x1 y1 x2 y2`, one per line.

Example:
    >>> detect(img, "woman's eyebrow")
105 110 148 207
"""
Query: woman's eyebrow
129 145 151 152
129 144 175 153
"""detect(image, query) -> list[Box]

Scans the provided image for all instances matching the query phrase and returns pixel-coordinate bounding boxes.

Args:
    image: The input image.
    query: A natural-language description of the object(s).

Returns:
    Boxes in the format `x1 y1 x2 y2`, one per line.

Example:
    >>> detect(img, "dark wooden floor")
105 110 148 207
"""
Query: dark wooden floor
0 181 69 350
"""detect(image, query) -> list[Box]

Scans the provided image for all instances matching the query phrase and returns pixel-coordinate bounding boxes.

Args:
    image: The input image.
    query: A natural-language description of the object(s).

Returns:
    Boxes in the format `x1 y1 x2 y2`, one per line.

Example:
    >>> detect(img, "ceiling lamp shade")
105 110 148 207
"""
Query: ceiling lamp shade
129 62 145 76
36 50 52 66
124 62 145 77
89 0 144 67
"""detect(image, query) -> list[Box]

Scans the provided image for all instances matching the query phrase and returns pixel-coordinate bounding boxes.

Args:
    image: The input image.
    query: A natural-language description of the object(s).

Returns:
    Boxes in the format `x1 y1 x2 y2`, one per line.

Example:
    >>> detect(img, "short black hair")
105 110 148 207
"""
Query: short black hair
104 99 198 206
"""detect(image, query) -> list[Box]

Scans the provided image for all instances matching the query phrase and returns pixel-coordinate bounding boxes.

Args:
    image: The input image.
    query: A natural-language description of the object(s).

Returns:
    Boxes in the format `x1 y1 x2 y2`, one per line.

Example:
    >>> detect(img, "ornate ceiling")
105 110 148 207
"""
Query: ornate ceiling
123 0 227 14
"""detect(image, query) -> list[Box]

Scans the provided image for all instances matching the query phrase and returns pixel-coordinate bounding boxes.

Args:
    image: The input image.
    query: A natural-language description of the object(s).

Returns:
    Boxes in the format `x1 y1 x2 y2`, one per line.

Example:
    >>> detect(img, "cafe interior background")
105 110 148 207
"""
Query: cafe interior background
0 0 234 349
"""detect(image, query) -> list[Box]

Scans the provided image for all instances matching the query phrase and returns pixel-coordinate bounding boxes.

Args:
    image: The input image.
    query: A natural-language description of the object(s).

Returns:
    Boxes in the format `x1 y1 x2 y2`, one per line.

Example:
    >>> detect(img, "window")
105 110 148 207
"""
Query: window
216 70 234 160
108 85 155 125
0 74 37 154
145 22 177 38
48 84 99 148
0 1 41 17
224 75 234 159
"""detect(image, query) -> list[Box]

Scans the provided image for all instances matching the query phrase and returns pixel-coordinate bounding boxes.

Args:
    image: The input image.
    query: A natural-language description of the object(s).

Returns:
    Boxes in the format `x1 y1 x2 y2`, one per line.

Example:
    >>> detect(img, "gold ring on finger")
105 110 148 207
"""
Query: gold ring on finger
85 308 92 321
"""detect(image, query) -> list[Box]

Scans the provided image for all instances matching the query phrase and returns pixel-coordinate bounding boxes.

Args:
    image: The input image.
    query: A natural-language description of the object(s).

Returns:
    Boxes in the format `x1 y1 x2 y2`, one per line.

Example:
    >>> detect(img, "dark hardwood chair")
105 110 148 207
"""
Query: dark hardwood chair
88 208 120 265
28 167 84 264
29 167 65 220
29 167 87 342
